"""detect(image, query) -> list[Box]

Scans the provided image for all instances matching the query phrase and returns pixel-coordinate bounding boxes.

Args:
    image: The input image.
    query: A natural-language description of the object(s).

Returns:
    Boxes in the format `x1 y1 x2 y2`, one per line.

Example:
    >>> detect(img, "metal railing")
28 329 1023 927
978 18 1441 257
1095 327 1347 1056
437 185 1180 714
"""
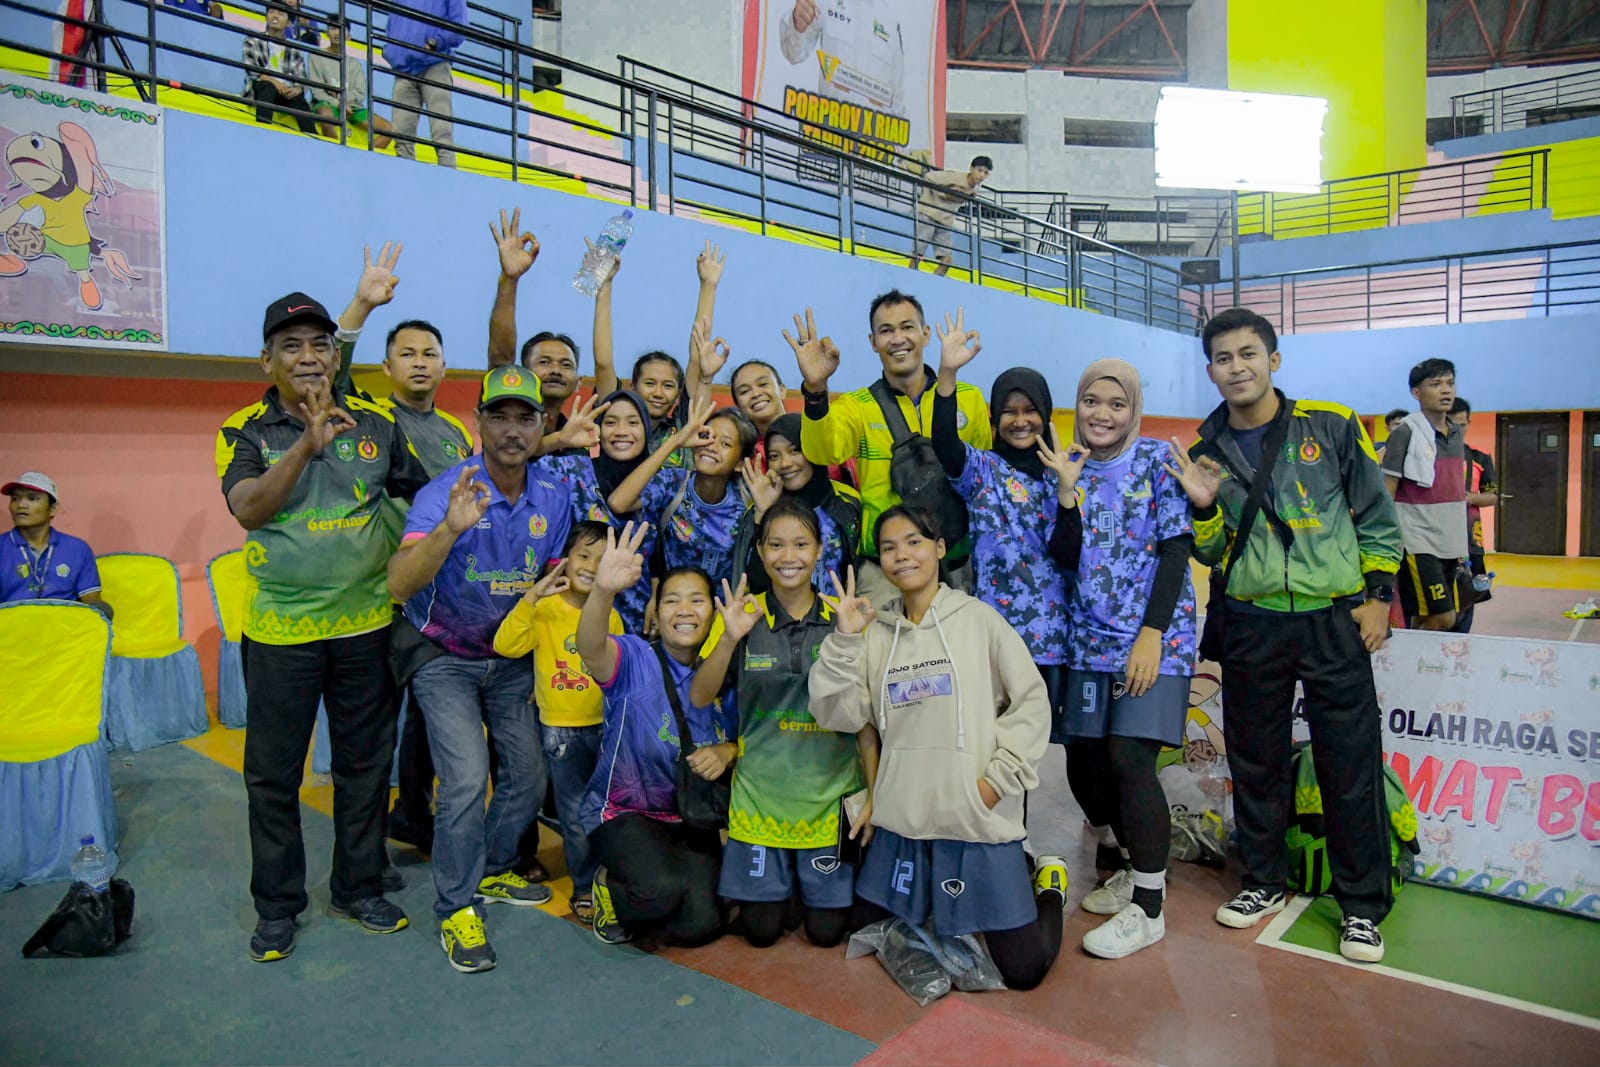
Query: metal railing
1233 150 1550 241
1451 68 1600 137
1197 240 1600 335
0 0 1203 330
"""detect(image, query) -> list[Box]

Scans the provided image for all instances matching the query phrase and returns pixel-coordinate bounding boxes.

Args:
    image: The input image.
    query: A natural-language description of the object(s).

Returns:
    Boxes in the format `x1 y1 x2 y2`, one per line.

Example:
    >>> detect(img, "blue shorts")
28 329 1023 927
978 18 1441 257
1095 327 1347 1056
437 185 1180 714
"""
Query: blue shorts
856 827 1034 936
1060 670 1188 745
719 839 855 909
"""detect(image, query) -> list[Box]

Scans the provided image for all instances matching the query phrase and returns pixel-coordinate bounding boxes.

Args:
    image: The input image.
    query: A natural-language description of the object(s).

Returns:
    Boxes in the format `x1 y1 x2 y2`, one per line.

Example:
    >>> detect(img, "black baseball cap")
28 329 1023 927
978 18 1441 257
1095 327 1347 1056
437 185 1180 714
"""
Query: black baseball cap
262 292 338 342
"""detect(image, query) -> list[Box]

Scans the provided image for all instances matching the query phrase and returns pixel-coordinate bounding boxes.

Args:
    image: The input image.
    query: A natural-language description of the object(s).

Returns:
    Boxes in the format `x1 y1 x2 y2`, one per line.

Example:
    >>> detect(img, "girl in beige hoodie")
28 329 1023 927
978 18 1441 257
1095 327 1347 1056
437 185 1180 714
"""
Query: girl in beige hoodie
810 504 1067 990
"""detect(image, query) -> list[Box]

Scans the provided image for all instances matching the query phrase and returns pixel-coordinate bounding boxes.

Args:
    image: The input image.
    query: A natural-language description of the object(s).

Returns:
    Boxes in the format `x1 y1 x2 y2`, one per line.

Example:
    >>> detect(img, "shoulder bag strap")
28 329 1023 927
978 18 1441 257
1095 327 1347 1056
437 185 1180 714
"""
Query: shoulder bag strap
868 379 916 446
1214 403 1296 596
653 641 696 759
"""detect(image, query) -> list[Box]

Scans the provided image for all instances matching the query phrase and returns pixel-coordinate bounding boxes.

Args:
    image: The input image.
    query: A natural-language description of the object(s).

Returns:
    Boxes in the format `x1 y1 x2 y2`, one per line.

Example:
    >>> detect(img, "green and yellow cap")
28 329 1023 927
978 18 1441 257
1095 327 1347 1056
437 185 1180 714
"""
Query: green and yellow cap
479 365 544 410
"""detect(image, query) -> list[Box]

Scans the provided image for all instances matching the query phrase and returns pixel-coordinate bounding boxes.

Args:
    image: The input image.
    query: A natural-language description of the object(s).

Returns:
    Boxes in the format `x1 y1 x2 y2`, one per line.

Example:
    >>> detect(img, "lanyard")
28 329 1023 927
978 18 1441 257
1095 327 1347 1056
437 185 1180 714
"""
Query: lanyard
12 531 55 598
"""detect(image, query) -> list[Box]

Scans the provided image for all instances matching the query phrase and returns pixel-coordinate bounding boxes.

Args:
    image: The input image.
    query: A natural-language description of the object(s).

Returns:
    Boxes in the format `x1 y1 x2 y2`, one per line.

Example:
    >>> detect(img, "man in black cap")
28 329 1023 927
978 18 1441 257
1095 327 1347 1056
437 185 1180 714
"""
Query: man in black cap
216 293 430 963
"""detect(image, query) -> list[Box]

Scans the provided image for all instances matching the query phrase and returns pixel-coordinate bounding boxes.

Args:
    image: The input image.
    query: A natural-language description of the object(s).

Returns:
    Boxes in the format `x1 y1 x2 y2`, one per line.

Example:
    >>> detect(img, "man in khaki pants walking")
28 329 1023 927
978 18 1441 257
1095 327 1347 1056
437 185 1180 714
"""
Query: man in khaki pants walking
382 0 465 168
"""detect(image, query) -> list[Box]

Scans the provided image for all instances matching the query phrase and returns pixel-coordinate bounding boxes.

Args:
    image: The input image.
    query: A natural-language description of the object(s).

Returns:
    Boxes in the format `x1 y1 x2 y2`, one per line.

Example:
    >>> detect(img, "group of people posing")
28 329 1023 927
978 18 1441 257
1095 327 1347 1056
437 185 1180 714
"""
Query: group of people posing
208 211 1407 982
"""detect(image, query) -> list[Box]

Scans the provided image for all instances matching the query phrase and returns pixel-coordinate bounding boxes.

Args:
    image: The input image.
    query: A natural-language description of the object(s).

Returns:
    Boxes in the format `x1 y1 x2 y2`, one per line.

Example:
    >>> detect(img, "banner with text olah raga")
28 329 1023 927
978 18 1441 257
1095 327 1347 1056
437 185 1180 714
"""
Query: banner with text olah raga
0 75 167 350
742 0 946 182
1372 629 1600 920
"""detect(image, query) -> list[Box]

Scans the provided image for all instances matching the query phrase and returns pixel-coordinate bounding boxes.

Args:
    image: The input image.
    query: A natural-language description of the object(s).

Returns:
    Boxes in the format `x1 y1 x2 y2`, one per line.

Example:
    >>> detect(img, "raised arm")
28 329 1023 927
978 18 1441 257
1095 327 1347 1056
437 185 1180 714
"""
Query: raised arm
225 382 355 530
487 207 540 369
808 567 877 735
689 576 761 707
606 396 714 514
578 523 649 684
386 465 492 603
591 247 620 396
334 241 403 391
682 241 725 401
932 307 981 478
784 308 861 467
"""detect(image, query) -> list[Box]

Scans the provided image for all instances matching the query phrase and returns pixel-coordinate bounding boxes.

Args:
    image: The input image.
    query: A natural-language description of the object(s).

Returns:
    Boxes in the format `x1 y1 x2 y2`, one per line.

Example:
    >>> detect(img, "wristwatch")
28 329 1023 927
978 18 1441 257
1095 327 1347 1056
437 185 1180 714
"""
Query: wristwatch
1367 581 1394 604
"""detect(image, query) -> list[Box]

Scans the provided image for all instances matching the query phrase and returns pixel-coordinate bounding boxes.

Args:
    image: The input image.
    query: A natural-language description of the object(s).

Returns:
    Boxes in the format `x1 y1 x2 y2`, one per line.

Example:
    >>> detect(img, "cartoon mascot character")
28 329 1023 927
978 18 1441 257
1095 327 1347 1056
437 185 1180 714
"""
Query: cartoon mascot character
1 121 140 311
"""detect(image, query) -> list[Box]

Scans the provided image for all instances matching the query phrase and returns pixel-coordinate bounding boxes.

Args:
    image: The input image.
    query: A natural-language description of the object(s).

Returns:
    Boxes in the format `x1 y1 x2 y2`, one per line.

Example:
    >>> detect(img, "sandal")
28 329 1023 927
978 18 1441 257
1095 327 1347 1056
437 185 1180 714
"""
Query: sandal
571 895 595 923
515 857 551 883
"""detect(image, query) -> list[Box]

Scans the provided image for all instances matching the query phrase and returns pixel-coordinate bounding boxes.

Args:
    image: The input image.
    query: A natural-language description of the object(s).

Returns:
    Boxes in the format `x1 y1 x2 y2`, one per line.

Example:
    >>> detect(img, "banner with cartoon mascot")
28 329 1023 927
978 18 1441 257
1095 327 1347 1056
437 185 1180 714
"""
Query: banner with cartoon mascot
1372 630 1600 919
742 0 946 177
0 75 166 350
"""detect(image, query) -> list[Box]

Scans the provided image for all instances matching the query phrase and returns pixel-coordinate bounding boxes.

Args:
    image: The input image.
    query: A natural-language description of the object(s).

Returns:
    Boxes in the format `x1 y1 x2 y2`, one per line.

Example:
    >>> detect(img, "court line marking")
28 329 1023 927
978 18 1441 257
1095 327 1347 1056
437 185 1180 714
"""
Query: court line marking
1569 617 1586 642
1255 896 1600 1033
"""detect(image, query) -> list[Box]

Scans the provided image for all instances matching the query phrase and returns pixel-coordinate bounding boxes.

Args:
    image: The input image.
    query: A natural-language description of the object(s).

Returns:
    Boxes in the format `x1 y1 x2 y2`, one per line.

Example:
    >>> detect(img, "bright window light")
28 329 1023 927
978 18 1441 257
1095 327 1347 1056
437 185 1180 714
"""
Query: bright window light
1154 87 1328 194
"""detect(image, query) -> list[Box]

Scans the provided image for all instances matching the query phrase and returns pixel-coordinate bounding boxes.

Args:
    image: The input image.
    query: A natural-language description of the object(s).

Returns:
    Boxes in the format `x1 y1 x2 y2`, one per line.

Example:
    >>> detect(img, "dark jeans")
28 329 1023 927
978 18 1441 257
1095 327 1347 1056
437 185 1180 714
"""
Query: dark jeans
249 79 318 133
542 723 602 897
589 814 723 946
1220 603 1394 923
241 628 397 920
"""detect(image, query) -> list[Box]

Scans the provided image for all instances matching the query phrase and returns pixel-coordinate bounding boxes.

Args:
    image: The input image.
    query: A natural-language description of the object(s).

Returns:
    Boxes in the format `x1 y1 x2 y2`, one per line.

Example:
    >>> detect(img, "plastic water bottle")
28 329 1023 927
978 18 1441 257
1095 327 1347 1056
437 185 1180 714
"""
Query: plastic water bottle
71 835 113 894
572 209 634 296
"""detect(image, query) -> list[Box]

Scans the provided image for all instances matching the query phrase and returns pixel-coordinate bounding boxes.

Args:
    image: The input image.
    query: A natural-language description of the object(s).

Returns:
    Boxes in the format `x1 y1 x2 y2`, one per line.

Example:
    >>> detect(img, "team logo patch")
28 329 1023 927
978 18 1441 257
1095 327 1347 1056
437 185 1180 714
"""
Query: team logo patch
940 878 965 898
873 18 889 40
1005 476 1029 504
55 563 70 577
812 856 841 875
744 652 776 671
955 411 968 430
440 440 461 460
357 436 380 462
525 546 539 572
1112 680 1128 699
587 504 608 522
334 438 356 462
528 514 549 539
502 368 524 387
817 51 842 82
1298 438 1322 464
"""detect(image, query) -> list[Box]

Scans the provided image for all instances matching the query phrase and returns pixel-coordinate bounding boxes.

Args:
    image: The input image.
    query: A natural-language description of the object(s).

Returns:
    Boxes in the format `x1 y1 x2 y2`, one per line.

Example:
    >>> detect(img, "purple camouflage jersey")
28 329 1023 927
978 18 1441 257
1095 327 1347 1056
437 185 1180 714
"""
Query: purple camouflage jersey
951 445 1071 664
1068 437 1196 677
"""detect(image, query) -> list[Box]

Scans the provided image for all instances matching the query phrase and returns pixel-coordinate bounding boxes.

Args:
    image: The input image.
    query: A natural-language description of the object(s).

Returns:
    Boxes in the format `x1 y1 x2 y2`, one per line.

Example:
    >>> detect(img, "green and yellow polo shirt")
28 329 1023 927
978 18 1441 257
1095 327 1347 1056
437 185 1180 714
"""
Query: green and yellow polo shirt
216 387 430 645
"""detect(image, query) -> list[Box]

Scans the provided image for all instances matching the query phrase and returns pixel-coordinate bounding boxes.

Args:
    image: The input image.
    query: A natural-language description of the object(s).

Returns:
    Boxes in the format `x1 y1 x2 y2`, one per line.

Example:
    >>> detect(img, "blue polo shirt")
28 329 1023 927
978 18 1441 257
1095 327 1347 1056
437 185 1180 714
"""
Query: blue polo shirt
1 529 101 604
400 457 576 659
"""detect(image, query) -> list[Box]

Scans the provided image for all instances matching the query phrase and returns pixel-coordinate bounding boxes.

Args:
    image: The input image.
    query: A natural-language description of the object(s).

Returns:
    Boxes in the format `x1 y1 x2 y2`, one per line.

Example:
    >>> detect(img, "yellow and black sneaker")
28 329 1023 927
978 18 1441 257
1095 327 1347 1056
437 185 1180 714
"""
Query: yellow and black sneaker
440 906 496 973
591 866 631 945
1033 855 1070 904
476 870 553 907
249 917 295 962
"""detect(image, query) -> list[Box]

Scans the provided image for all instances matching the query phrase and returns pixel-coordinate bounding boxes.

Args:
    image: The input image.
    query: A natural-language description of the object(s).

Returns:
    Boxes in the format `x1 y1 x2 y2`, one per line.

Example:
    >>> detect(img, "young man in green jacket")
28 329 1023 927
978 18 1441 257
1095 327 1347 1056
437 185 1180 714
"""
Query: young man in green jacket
1168 307 1401 963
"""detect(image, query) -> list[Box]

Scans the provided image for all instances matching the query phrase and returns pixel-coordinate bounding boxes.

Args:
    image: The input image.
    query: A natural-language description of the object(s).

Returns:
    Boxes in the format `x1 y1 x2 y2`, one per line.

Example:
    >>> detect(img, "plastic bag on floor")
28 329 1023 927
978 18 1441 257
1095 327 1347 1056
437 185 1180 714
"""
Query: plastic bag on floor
1170 805 1227 868
846 917 1004 1004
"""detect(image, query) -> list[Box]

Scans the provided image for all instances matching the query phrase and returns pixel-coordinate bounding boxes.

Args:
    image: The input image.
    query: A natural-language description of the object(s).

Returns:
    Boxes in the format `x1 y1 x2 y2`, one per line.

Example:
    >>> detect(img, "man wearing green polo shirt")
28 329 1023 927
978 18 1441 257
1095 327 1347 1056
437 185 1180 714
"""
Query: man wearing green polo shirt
216 292 431 963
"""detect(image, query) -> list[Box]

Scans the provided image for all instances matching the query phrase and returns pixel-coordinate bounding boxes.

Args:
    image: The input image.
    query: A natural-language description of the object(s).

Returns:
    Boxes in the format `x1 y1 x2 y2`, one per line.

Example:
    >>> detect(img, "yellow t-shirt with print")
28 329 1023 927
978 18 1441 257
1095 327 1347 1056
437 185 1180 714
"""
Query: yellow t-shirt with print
493 594 623 727
22 187 92 247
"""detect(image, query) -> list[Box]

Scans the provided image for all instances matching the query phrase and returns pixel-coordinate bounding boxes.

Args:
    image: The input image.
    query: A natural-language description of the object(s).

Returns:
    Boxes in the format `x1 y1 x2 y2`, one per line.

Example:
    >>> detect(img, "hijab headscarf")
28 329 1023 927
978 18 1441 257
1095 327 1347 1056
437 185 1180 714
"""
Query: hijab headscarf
593 389 654 498
764 413 836 509
989 367 1053 481
1073 358 1143 462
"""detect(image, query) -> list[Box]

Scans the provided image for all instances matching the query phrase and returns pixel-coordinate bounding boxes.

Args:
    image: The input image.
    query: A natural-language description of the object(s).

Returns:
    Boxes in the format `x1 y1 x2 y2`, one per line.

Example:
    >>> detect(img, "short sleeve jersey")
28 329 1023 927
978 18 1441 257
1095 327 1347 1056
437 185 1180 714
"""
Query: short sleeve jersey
952 445 1071 664
399 455 578 659
638 468 748 588
718 594 863 850
578 634 730 834
1 529 101 604
545 452 657 632
389 402 473 479
216 387 429 645
1068 437 1197 678
1382 419 1469 560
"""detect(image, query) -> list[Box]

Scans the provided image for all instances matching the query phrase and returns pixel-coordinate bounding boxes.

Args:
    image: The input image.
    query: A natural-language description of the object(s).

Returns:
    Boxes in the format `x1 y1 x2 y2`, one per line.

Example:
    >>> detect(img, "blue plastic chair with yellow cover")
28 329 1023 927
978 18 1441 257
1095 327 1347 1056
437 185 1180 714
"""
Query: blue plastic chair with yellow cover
206 550 336 772
0 601 119 889
97 554 209 752
206 549 250 729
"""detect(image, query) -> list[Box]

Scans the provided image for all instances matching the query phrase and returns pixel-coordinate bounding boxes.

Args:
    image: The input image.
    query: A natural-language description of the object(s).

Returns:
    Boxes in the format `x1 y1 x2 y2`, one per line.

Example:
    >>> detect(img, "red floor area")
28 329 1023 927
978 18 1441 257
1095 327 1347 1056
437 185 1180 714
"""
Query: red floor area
857 998 1152 1067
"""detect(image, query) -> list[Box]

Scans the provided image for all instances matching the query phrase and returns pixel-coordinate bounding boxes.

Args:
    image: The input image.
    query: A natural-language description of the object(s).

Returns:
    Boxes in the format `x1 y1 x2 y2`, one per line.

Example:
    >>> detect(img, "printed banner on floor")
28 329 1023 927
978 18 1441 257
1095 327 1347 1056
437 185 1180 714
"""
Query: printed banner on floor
0 75 167 350
1373 630 1600 919
742 0 946 173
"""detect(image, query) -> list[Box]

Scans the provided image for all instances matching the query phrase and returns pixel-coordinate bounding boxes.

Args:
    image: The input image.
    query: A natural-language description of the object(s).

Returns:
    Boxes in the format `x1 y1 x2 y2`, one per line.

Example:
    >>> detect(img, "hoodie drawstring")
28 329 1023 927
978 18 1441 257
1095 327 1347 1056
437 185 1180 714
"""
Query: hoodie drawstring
877 618 902 734
929 603 964 751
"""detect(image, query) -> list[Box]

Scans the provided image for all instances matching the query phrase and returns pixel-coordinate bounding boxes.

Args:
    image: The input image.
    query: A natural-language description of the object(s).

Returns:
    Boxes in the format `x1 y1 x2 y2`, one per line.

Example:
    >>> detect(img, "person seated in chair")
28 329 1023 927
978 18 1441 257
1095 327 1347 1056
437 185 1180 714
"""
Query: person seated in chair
2 471 112 620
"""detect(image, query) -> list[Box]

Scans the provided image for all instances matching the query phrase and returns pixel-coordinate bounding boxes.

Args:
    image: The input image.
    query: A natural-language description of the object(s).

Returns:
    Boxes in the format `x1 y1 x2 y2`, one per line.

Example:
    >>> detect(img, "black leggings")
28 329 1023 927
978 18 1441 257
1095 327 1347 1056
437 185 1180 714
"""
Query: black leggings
588 814 723 946
850 893 1063 991
739 900 852 948
1065 736 1170 875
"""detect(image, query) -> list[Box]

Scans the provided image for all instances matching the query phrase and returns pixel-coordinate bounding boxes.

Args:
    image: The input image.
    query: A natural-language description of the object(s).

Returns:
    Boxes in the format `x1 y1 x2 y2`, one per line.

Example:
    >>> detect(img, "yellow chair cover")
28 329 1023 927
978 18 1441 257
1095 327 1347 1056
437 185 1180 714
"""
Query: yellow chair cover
96 553 189 658
0 601 110 762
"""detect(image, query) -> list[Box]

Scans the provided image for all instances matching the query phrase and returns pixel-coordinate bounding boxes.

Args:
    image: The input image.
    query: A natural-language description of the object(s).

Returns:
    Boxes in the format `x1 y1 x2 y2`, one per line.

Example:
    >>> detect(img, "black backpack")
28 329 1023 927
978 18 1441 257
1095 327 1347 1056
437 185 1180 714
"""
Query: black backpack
868 380 969 548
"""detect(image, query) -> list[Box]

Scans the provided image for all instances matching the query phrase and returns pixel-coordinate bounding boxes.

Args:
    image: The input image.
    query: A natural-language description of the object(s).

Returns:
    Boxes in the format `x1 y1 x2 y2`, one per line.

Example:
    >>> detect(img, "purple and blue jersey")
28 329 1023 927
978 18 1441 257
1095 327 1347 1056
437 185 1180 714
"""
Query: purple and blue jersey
951 446 1072 664
638 469 747 588
1068 437 1197 677
1 529 101 604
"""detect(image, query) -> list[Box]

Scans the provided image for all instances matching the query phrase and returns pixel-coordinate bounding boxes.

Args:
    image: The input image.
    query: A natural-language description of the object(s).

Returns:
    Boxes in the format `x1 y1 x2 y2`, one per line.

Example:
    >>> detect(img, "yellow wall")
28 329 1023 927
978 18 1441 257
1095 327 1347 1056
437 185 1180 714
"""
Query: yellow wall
1228 0 1427 181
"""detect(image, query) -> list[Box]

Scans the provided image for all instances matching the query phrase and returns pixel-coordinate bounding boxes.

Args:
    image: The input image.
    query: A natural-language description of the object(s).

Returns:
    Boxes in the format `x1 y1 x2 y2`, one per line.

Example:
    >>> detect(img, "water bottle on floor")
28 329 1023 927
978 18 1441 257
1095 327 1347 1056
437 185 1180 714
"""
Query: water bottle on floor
71 835 113 894
572 209 634 296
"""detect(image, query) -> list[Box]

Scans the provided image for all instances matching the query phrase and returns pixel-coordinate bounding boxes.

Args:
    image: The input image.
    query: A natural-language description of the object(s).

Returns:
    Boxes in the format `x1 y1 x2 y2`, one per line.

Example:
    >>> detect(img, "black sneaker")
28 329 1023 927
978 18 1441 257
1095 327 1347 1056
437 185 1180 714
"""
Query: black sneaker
380 860 406 894
1339 916 1385 963
249 917 296 961
1214 888 1287 929
327 896 410 934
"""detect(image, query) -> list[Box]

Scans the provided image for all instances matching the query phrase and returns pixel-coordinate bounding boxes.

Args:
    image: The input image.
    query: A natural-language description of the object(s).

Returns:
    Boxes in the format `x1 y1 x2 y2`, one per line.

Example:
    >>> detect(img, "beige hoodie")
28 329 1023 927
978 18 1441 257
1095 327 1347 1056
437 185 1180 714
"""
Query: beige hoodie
809 585 1048 844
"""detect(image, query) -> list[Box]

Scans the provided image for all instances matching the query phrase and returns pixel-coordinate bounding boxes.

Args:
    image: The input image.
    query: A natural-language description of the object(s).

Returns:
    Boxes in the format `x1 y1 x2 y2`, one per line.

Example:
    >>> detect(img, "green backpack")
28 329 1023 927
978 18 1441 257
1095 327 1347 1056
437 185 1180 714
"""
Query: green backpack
1286 740 1420 896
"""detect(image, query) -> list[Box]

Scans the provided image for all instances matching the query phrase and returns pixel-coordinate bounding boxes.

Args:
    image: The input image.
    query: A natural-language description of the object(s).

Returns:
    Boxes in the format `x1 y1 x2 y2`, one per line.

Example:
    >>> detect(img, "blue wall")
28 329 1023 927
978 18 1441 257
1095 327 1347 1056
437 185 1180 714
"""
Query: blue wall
1433 116 1600 158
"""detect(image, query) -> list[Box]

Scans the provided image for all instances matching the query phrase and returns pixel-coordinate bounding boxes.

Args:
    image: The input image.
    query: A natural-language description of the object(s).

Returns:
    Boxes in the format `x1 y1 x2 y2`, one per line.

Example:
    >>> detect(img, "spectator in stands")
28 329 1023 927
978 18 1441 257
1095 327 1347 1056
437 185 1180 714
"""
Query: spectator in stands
1449 397 1499 633
1173 307 1400 964
1374 407 1409 461
163 0 224 19
1383 359 1470 632
218 293 431 962
789 293 991 607
383 0 466 169
308 18 393 150
282 0 322 45
909 155 992 277
243 2 318 135
2 472 112 620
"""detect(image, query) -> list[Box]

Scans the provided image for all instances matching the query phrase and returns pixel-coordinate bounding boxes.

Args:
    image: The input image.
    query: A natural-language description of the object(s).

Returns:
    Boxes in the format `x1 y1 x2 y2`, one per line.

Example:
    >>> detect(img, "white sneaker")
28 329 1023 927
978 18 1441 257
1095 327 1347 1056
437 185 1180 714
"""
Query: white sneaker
1339 916 1385 963
1081 868 1135 915
1082 902 1165 959
1215 888 1286 929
